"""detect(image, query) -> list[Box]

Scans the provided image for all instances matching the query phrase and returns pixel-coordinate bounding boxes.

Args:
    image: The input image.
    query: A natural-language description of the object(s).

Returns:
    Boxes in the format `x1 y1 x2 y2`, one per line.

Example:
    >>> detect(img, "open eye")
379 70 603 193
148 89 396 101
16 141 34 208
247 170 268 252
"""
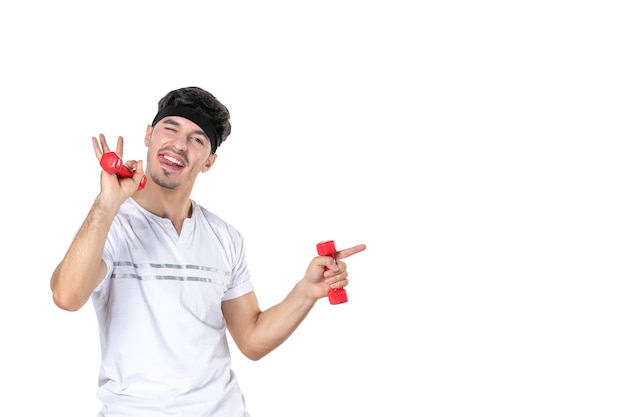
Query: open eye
192 136 204 144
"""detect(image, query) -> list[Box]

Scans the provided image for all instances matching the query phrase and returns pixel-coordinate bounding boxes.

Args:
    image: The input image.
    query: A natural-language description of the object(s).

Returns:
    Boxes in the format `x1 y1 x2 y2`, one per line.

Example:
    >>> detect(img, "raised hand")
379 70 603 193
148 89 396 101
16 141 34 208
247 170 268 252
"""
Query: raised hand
92 134 145 199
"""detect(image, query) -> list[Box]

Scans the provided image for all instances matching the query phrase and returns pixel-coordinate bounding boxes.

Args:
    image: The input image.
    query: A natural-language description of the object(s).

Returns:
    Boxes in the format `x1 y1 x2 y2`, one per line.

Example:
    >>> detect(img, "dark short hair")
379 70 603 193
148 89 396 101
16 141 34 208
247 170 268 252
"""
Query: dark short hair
157 87 232 151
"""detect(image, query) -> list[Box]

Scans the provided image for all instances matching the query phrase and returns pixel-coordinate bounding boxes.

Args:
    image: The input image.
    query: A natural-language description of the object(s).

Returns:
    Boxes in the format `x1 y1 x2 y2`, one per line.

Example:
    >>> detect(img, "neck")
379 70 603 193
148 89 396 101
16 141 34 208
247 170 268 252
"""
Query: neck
132 182 194 234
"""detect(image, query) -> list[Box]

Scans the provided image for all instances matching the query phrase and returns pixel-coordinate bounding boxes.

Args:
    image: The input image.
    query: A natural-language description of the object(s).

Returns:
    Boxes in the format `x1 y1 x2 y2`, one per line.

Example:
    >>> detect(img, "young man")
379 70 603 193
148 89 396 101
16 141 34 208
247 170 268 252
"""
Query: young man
50 86 366 416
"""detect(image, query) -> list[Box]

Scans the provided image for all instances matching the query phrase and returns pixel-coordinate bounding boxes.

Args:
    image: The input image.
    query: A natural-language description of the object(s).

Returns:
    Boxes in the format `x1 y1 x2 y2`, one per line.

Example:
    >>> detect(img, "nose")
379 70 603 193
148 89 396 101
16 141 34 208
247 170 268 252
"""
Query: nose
170 131 189 151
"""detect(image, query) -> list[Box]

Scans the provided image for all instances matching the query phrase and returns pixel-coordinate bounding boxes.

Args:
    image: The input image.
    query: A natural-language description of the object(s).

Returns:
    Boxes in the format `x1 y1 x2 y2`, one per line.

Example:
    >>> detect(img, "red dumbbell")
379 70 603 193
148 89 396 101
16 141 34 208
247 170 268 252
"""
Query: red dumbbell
100 152 147 191
317 240 348 305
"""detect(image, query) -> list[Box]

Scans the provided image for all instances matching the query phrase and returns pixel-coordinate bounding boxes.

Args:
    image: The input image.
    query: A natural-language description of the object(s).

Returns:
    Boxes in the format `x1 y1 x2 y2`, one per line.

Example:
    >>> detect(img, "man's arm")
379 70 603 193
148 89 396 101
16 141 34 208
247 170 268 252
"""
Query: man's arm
50 196 118 311
222 244 366 361
50 134 144 311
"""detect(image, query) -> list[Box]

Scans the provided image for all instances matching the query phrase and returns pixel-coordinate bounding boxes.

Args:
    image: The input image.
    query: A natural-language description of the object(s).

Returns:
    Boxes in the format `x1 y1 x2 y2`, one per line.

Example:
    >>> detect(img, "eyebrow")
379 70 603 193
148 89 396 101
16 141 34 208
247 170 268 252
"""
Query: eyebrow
162 118 208 139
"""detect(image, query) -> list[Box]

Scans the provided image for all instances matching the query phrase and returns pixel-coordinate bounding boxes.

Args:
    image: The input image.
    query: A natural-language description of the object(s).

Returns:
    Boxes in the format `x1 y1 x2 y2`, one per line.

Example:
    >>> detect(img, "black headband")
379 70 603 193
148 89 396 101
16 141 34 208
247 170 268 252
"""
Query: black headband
152 106 220 154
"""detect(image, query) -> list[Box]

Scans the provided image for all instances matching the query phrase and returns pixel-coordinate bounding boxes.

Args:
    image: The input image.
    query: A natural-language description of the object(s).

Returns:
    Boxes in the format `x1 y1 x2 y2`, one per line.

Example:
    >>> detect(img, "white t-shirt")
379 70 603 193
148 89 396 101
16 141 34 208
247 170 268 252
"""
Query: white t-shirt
91 198 254 416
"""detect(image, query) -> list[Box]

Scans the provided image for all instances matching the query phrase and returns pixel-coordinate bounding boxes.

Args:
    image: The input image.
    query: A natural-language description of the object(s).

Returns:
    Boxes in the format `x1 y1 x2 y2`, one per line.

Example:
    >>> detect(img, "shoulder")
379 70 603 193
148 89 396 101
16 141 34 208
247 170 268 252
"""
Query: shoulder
110 198 139 227
192 201 243 239
117 198 143 217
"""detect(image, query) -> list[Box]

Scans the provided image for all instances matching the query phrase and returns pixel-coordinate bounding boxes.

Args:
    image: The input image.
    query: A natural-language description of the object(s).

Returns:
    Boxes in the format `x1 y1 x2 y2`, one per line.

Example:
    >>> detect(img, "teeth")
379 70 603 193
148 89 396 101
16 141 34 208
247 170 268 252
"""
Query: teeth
163 155 183 166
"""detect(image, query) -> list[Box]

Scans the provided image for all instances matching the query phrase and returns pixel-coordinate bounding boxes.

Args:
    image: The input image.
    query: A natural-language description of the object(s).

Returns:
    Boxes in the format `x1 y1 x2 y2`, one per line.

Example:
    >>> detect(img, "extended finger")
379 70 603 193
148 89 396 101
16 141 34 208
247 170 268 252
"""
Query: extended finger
335 244 367 261
92 134 110 160
115 136 124 158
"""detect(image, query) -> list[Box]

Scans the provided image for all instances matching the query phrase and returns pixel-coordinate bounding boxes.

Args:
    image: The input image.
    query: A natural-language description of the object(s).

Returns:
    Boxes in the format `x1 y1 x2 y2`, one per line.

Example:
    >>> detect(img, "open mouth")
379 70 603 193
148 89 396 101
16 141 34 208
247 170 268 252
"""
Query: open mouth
159 153 185 170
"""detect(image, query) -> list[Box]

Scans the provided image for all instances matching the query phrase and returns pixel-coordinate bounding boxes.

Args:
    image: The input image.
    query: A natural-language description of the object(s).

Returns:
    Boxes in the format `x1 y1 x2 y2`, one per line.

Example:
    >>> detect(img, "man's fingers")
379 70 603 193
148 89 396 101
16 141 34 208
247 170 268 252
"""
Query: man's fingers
92 134 108 159
115 136 124 158
92 134 125 163
335 244 367 260
92 136 103 159
92 133 113 160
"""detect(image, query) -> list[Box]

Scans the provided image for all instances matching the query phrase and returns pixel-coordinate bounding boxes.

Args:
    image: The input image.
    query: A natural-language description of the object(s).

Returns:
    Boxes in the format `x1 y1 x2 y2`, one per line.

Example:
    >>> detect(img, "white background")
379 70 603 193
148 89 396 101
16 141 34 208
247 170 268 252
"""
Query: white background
1 1 625 416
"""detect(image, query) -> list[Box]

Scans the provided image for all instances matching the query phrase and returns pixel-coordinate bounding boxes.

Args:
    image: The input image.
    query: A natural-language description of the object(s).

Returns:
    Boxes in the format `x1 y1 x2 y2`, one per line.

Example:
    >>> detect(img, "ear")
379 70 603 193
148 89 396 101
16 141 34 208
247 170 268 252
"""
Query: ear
201 153 218 173
144 125 153 147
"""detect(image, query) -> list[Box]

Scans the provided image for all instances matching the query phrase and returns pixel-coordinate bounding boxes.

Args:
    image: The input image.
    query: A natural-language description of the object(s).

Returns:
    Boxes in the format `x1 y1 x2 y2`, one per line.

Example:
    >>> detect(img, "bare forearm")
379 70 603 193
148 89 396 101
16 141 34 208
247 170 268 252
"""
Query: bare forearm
235 281 318 360
226 244 365 360
263 281 316 334
50 195 118 311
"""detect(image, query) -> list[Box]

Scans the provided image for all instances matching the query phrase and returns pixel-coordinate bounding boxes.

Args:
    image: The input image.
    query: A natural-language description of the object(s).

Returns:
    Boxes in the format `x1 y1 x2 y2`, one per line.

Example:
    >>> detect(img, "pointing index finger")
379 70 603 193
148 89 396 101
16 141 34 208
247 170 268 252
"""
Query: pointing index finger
335 244 367 261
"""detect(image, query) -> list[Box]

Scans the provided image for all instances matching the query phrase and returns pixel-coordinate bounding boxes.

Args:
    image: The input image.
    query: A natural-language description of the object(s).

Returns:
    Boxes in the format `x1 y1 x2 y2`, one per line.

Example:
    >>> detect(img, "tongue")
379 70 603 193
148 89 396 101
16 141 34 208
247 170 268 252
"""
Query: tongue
160 156 183 169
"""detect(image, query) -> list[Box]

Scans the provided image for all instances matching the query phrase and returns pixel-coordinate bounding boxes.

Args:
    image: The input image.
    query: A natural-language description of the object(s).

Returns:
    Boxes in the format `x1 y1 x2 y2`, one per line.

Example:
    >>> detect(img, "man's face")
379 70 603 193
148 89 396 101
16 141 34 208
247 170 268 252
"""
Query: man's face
144 116 216 190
